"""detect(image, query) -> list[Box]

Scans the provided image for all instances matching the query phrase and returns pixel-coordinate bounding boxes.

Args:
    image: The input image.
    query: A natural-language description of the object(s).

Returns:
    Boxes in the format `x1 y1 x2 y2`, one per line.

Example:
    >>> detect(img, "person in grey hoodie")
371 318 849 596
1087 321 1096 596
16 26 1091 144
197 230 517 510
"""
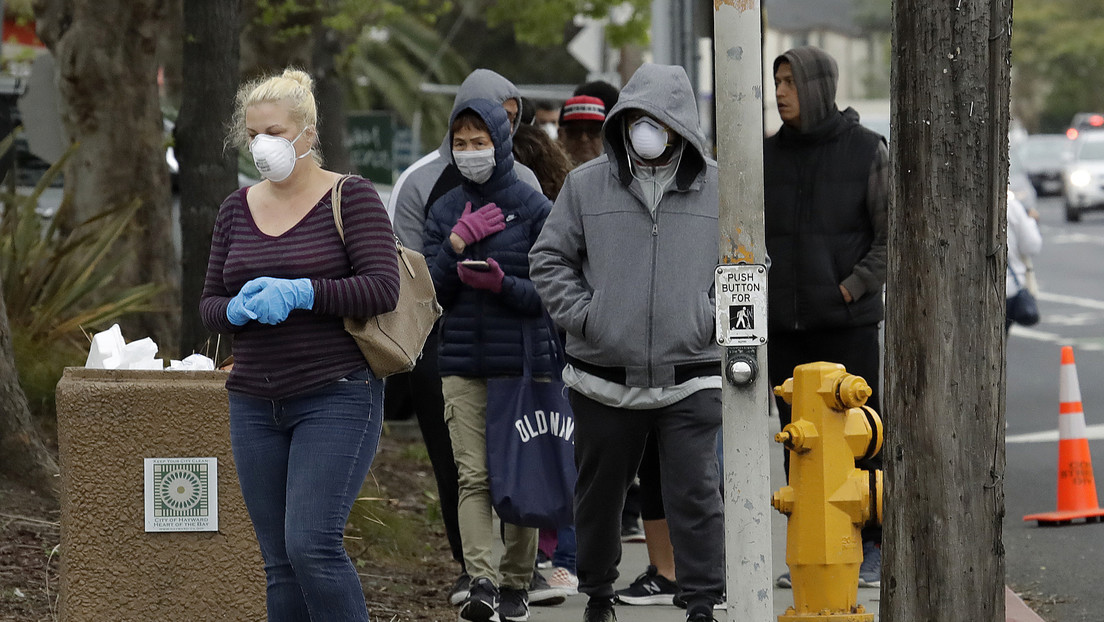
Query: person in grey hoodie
387 69 541 248
529 63 724 622
382 68 555 608
764 45 889 590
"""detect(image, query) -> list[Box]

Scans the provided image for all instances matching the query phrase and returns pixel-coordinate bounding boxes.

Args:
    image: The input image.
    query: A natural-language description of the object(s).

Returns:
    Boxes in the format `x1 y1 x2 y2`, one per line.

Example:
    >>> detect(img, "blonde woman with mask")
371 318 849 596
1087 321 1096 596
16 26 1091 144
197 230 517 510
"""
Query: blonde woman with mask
200 68 399 621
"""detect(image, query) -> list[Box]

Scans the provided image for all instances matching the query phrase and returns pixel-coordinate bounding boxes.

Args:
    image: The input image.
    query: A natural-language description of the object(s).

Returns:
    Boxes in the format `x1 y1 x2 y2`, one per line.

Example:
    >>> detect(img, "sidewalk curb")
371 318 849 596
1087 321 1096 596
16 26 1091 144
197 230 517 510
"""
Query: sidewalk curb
1006 586 1048 622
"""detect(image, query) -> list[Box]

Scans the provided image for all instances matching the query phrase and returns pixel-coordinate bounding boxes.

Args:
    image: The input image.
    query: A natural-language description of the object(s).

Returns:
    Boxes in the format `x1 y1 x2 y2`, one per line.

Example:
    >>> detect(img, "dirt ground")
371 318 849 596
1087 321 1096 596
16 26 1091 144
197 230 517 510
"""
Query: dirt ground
0 425 458 622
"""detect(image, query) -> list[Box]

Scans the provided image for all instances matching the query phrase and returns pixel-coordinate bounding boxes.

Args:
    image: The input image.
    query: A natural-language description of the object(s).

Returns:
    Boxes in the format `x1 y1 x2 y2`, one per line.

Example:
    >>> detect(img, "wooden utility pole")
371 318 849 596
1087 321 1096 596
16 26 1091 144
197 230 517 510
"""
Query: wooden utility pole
713 2 773 620
885 2 1010 620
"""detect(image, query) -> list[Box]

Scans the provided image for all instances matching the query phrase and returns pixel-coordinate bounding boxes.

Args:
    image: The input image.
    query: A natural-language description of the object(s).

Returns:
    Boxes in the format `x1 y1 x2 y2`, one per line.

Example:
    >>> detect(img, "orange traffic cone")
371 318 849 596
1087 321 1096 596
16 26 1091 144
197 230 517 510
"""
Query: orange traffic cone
1024 346 1104 525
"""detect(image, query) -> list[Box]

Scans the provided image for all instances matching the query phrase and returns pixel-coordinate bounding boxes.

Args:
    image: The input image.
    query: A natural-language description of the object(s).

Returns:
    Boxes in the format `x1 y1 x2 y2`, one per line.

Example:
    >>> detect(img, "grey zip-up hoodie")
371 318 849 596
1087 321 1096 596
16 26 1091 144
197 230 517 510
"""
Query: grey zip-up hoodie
387 69 541 249
530 64 720 388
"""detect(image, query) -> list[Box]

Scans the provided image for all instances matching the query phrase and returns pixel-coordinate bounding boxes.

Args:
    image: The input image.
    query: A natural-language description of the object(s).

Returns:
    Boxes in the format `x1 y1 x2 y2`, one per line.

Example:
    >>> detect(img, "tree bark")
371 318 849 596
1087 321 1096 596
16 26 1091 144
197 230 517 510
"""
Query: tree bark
34 0 179 349
176 0 240 358
885 2 1010 621
0 283 59 494
312 11 351 174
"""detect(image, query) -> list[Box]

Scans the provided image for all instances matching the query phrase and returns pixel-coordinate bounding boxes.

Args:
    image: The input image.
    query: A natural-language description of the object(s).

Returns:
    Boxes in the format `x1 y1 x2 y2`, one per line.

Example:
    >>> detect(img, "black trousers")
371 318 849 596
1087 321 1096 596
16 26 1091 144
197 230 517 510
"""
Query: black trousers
767 324 883 543
570 389 724 611
384 330 464 570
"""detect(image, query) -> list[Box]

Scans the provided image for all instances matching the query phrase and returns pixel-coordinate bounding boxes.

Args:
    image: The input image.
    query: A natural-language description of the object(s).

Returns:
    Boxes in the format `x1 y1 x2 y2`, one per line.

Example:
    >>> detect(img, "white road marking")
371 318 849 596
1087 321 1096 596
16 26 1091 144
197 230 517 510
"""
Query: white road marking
1007 424 1104 444
1037 291 1104 311
1009 325 1104 351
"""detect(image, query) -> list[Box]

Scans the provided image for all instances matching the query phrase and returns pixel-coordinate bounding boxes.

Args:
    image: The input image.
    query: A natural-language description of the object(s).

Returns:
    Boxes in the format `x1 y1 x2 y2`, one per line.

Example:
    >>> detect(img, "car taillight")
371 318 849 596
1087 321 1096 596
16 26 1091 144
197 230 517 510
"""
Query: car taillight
1068 128 1079 140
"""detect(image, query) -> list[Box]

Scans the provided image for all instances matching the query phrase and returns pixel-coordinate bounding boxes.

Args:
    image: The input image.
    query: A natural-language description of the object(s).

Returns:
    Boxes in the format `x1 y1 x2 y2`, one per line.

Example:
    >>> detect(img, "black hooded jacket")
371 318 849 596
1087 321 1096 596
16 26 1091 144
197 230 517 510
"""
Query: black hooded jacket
764 46 889 331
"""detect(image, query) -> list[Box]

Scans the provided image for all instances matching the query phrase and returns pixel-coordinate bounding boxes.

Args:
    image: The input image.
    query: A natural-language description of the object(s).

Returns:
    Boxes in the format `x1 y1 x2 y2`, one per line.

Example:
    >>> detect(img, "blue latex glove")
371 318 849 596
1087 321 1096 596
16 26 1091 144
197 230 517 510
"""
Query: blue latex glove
241 277 315 325
226 291 258 326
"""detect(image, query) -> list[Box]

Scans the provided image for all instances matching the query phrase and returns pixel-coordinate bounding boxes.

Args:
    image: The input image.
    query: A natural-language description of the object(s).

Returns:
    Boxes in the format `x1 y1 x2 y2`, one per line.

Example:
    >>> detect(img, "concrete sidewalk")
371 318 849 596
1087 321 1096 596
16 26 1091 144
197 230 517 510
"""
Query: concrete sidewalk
525 434 1045 622
527 442 879 622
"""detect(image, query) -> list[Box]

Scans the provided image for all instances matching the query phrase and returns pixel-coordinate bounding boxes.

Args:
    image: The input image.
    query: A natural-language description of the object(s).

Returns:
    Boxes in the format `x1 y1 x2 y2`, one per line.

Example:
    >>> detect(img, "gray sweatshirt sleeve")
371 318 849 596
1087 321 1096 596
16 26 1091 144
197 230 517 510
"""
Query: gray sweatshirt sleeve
529 174 593 339
842 140 889 301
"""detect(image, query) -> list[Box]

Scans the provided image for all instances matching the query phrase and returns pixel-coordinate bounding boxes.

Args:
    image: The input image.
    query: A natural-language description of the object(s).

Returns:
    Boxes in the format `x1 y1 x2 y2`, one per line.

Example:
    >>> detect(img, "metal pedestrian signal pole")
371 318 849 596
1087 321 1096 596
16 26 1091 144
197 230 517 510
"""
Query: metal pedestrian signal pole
713 2 773 620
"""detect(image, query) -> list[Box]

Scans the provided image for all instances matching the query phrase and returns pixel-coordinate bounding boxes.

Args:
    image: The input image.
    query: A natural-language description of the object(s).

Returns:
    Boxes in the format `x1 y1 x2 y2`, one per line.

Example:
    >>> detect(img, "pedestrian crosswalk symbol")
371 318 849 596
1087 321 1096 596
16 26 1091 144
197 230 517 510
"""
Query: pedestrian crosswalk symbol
729 305 754 330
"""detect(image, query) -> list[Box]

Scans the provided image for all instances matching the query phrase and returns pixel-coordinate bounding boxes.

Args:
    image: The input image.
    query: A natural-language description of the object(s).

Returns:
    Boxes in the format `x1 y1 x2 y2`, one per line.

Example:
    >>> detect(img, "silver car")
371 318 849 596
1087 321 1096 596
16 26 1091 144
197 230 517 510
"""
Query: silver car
1062 132 1104 222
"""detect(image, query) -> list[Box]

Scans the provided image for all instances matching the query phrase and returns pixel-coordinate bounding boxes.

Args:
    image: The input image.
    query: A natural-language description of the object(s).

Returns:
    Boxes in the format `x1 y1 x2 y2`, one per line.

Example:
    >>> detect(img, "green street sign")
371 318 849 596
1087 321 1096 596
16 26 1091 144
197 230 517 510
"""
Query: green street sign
346 111 395 185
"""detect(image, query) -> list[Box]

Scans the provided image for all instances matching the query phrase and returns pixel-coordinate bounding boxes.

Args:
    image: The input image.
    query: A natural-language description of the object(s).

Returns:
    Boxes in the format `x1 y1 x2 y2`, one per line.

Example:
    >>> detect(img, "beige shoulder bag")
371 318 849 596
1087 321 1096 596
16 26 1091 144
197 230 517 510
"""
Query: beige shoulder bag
331 175 443 378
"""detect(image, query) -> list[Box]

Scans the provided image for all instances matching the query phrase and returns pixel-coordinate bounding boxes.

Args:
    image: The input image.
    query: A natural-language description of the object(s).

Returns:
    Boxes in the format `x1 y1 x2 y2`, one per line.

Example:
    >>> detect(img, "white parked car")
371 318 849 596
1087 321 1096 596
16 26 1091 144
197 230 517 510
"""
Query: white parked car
1062 132 1104 222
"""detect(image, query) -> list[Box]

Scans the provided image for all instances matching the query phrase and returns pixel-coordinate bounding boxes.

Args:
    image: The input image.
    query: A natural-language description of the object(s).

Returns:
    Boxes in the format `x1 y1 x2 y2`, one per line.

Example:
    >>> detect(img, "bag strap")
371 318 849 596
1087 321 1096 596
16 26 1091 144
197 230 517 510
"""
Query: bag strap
1008 262 1023 288
331 174 417 278
331 174 353 242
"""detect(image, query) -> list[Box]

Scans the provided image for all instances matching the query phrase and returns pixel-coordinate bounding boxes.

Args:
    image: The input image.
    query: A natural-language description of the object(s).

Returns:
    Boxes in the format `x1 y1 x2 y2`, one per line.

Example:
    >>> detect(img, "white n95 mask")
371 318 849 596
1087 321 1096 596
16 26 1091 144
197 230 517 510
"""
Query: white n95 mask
250 126 312 182
628 117 670 160
453 148 496 184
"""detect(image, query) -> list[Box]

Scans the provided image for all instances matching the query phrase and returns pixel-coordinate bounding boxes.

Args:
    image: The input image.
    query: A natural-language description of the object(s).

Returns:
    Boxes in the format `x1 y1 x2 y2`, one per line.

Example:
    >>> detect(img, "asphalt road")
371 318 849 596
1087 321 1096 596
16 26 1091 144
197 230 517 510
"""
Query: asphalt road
1004 195 1104 622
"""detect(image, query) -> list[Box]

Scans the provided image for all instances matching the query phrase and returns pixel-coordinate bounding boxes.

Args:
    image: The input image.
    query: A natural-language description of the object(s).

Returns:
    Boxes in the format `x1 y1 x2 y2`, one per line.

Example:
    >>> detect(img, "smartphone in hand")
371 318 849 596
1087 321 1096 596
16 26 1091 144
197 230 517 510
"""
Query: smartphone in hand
459 259 492 272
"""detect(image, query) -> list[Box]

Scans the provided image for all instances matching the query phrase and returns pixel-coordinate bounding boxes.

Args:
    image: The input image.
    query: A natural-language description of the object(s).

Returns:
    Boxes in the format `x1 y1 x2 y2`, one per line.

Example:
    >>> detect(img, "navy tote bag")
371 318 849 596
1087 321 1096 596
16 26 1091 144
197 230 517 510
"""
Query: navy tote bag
485 318 576 529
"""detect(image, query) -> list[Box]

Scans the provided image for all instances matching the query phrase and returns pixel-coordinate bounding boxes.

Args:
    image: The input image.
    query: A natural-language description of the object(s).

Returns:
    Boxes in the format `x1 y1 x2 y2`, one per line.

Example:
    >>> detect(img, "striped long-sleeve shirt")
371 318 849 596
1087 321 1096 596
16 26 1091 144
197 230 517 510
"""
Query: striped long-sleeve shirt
200 176 399 398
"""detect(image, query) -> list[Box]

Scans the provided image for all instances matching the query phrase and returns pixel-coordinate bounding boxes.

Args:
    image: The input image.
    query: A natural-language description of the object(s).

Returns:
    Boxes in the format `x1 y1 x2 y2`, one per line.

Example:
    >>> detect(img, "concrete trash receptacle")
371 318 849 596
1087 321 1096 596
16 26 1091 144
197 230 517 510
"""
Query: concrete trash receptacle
55 368 265 621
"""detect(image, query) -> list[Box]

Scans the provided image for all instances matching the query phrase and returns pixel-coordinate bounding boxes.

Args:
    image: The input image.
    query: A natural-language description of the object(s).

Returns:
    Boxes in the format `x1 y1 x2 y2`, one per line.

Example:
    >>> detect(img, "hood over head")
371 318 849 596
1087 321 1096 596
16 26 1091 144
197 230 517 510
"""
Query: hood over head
448 97 517 190
437 69 523 156
774 46 839 133
603 63 708 191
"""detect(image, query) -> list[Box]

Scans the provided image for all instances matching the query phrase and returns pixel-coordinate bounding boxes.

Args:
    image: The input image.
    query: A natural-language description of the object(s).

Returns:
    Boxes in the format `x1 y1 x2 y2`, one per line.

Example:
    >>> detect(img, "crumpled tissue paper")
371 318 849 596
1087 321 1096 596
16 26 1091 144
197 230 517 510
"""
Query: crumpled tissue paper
84 324 164 370
168 354 216 371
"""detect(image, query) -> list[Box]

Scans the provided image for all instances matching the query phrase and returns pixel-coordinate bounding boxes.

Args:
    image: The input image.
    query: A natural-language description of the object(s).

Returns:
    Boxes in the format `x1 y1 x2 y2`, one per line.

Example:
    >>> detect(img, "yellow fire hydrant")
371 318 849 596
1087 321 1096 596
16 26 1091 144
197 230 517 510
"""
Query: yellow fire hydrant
772 362 883 622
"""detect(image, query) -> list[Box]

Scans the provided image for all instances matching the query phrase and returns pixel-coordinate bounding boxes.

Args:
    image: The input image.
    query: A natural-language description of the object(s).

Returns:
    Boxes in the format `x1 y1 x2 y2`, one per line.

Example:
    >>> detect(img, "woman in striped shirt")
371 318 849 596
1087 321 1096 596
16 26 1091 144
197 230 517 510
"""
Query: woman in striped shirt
200 68 398 622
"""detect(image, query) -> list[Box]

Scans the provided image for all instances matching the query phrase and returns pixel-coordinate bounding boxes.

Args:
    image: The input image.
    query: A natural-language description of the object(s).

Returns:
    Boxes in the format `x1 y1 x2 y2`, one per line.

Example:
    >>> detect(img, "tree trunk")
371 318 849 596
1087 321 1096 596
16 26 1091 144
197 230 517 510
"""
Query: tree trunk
34 0 179 349
0 283 58 494
312 4 351 174
176 0 240 359
885 2 1010 621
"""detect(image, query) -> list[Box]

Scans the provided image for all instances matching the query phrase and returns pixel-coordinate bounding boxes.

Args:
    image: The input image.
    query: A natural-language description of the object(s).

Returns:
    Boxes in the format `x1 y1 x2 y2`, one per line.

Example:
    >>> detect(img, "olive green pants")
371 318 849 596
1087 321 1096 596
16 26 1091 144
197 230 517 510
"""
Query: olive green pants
441 375 537 589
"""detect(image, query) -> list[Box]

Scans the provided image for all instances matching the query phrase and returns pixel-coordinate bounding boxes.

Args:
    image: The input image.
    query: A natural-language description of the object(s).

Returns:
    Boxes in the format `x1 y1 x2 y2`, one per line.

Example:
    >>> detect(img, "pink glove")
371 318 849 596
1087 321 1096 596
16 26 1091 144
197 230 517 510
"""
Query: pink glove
457 257 505 293
451 202 505 245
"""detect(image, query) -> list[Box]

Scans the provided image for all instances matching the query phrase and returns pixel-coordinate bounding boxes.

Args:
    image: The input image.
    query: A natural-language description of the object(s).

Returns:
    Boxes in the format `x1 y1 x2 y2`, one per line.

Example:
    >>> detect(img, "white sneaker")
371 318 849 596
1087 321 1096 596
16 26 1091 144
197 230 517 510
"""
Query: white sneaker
546 566 579 595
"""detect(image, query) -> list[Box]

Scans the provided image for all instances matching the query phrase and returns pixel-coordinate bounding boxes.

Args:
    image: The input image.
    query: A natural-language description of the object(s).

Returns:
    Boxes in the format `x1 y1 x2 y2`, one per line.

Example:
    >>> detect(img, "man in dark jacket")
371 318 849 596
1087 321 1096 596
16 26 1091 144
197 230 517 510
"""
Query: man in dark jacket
530 64 724 622
764 45 889 589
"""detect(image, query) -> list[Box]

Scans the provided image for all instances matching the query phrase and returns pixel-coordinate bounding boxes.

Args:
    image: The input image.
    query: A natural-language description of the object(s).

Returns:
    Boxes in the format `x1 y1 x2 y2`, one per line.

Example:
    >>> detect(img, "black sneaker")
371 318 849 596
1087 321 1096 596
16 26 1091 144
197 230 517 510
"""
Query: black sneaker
583 598 617 622
686 612 718 622
529 570 566 606
614 565 678 606
460 577 500 622
450 572 472 606
620 522 646 543
536 550 553 569
499 586 530 622
673 594 726 609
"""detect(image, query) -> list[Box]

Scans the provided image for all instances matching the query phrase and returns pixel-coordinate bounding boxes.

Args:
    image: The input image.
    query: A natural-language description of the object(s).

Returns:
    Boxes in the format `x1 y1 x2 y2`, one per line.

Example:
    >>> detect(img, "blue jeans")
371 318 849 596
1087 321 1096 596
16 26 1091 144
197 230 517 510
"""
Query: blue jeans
229 368 383 622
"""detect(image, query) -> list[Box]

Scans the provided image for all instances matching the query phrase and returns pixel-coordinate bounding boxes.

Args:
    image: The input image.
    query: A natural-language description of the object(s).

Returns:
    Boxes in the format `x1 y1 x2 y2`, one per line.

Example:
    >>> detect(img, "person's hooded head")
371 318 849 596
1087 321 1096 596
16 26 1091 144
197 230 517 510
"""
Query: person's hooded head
448 98 516 190
438 69 523 157
773 46 840 133
602 63 710 191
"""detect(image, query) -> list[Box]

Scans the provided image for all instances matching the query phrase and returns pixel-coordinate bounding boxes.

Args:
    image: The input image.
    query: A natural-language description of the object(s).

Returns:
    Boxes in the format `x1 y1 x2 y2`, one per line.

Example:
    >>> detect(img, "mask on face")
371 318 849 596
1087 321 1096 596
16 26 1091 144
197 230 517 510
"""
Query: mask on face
250 126 312 182
628 117 670 160
453 148 496 184
539 122 558 141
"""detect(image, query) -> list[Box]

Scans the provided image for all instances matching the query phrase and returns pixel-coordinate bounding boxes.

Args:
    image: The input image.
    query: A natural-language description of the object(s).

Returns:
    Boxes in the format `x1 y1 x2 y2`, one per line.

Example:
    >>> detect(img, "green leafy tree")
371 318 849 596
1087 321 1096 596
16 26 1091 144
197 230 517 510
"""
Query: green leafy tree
1012 0 1104 132
476 0 651 48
